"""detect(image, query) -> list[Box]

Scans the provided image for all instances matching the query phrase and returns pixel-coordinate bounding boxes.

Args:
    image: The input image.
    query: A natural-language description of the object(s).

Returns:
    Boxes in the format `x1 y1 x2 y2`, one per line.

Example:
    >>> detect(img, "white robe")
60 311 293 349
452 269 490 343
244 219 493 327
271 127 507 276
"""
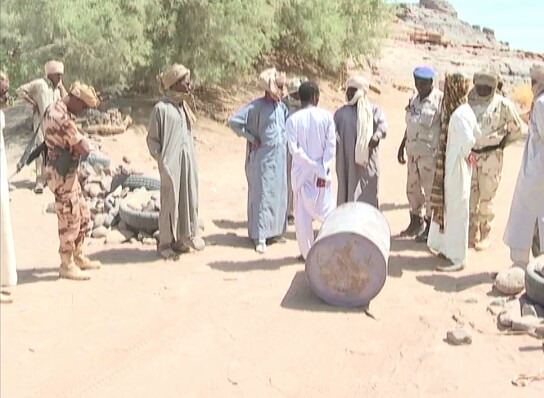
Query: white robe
503 93 544 252
286 106 336 258
428 104 481 265
1 110 17 286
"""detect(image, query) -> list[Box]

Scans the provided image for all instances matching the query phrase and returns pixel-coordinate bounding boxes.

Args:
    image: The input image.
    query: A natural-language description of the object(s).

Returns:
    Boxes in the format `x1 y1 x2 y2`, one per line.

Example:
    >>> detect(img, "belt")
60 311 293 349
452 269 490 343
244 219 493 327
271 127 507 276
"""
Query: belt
472 144 503 154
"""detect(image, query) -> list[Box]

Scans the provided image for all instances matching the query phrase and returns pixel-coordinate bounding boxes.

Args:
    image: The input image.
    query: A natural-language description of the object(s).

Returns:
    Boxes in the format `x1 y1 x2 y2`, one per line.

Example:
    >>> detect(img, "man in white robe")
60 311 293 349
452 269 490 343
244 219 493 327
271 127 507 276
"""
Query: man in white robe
428 73 481 272
495 64 544 294
1 71 16 303
147 64 205 260
286 81 336 260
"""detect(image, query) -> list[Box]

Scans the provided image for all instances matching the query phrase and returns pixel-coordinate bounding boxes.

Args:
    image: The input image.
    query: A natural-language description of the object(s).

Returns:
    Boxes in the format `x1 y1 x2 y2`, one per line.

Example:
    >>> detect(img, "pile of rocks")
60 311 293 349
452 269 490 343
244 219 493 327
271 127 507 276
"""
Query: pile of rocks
489 295 544 337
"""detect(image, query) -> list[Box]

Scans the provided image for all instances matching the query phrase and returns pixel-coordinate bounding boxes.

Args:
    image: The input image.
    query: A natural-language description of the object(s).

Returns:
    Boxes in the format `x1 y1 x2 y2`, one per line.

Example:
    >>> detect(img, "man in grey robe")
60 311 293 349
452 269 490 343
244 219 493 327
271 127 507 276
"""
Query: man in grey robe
334 76 388 208
147 64 204 260
495 64 544 294
229 68 289 254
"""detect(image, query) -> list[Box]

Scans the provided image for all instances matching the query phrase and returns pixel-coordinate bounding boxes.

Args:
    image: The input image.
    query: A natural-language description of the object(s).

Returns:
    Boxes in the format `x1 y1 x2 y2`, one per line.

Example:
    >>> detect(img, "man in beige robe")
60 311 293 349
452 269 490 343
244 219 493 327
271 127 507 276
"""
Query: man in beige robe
147 64 204 260
17 60 67 194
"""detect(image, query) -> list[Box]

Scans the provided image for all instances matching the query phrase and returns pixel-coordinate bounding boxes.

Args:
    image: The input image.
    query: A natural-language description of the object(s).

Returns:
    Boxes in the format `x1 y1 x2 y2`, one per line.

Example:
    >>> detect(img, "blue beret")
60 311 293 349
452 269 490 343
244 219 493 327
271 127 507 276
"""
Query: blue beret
413 66 436 79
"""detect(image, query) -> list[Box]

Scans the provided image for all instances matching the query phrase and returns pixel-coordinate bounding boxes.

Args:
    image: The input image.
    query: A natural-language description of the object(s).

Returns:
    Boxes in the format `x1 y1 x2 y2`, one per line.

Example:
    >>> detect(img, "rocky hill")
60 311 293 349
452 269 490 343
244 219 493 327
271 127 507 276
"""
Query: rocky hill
372 0 543 99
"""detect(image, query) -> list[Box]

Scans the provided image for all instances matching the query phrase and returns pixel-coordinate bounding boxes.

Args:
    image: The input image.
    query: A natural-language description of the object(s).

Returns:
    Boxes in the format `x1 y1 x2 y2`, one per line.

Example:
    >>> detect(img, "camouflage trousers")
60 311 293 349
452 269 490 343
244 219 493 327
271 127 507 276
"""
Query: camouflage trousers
469 150 503 242
406 153 436 219
47 167 90 255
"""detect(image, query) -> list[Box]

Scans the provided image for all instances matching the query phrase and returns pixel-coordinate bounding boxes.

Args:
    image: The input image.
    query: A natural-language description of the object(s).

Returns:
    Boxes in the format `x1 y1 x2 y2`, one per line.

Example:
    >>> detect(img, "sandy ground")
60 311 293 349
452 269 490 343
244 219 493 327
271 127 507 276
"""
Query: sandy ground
1 81 543 398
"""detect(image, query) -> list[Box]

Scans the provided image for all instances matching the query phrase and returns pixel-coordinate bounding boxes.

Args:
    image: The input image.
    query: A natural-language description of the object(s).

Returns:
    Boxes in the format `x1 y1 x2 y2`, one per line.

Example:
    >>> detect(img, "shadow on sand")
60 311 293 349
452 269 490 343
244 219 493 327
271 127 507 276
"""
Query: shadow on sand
212 219 246 230
380 202 410 212
89 248 159 265
17 267 59 285
280 271 371 314
205 231 296 249
415 272 495 293
208 256 300 272
387 237 445 277
10 179 35 191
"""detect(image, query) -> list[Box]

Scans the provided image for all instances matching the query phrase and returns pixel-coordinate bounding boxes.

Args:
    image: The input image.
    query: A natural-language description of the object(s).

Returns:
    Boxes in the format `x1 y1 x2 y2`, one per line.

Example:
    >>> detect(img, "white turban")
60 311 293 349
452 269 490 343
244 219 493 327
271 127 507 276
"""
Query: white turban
70 81 100 108
346 76 374 166
530 64 544 100
44 60 64 76
157 64 190 94
258 68 286 100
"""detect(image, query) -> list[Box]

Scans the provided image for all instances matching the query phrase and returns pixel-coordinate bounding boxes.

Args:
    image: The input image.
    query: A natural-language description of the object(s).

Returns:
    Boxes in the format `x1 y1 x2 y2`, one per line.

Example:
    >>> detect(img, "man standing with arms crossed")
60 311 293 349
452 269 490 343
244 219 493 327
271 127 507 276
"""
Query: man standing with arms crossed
17 60 67 194
398 66 443 242
286 81 336 261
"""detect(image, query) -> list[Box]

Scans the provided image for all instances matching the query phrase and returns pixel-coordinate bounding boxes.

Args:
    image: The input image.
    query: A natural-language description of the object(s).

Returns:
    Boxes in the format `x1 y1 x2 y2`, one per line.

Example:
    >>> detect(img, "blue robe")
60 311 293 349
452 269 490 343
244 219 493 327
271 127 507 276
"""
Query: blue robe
229 98 289 241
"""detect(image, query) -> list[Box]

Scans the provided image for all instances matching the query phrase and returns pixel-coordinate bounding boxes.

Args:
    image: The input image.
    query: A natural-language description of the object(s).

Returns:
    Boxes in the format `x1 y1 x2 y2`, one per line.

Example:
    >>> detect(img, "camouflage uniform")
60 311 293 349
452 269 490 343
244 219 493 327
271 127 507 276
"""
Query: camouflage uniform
469 95 522 247
43 101 99 280
405 89 443 220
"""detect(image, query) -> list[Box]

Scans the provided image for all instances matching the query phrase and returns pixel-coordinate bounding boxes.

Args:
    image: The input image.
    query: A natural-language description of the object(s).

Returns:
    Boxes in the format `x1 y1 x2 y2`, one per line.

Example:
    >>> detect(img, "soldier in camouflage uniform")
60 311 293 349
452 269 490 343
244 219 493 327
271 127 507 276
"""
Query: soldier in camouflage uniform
468 70 522 251
283 76 308 225
398 66 443 242
43 82 101 280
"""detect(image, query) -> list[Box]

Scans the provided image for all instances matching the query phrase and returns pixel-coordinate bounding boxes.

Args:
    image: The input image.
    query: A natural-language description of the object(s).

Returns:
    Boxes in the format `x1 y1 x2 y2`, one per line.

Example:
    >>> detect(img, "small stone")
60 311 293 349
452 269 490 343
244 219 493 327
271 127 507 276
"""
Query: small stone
92 226 109 239
142 237 157 246
489 297 510 307
137 232 151 241
89 184 102 198
122 156 131 164
111 185 123 198
494 267 525 295
487 306 502 316
100 176 113 192
498 299 521 328
105 230 128 244
511 316 543 332
446 329 472 345
103 213 115 228
121 187 130 198
93 213 108 228
45 202 56 214
143 200 156 212
95 200 105 214
134 187 147 194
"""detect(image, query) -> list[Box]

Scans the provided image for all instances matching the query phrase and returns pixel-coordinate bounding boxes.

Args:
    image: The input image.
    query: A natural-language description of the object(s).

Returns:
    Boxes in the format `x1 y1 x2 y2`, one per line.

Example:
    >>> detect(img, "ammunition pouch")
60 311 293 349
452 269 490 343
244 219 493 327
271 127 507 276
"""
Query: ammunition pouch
50 147 79 177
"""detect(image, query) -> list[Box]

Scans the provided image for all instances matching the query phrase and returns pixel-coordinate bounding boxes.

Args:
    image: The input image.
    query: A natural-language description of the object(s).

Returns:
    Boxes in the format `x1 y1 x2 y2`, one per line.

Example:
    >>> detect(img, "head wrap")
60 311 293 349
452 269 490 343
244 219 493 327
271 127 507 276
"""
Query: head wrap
346 76 374 166
258 68 286 101
70 81 100 108
44 60 64 76
413 66 436 80
430 73 470 232
530 64 544 101
156 64 196 127
469 69 499 104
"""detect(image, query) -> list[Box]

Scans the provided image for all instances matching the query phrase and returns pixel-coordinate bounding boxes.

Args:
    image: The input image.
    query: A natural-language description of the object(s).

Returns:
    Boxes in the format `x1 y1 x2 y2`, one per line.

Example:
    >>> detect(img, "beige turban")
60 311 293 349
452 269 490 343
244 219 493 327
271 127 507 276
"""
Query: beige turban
258 68 286 100
346 76 374 167
44 60 64 76
473 70 499 88
70 81 100 108
157 64 190 94
530 64 544 100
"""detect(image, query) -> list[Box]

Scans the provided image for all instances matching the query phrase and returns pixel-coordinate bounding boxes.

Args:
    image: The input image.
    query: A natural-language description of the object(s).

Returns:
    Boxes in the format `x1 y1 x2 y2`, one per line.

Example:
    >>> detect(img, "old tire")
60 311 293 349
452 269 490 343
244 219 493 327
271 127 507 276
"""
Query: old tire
84 151 111 169
122 175 161 191
119 200 159 233
525 257 544 306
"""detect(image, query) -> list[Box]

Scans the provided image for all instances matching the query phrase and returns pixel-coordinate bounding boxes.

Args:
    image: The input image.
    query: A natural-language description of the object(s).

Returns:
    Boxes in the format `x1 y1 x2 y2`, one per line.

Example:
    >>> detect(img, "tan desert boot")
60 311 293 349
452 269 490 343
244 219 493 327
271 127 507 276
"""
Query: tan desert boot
59 252 91 281
74 244 101 270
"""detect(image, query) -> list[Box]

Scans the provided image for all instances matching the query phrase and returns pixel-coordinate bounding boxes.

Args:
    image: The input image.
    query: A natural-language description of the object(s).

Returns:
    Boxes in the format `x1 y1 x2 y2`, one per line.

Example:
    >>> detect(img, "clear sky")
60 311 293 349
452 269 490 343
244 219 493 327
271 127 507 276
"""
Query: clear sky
387 0 543 53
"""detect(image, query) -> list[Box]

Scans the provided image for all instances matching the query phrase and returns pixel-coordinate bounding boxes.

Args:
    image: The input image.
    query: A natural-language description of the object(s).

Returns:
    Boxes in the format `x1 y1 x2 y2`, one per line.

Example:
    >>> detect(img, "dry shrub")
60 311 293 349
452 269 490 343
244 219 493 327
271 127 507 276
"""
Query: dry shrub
512 84 533 110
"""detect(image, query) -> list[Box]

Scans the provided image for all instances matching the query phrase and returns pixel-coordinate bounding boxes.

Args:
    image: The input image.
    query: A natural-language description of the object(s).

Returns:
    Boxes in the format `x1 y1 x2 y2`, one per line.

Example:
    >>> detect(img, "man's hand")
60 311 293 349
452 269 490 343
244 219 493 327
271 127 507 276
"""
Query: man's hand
467 152 477 168
73 139 90 157
251 137 261 150
316 178 327 188
397 139 406 164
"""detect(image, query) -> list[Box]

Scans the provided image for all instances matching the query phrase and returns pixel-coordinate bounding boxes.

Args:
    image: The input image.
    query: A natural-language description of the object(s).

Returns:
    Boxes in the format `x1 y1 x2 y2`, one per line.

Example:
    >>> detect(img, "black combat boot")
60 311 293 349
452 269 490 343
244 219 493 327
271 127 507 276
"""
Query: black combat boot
415 217 431 243
400 213 423 237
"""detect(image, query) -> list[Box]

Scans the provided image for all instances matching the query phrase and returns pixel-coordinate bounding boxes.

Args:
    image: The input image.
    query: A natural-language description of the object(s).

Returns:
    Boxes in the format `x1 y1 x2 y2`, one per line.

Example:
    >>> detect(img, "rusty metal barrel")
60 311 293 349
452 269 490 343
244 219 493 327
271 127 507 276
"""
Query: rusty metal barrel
305 202 391 307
